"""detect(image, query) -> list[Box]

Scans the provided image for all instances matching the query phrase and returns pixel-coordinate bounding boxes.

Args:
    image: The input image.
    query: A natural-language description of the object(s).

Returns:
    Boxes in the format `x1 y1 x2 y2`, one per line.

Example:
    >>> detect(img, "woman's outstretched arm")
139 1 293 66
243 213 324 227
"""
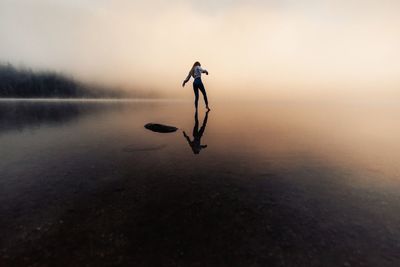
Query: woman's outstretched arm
182 72 191 87
200 67 208 75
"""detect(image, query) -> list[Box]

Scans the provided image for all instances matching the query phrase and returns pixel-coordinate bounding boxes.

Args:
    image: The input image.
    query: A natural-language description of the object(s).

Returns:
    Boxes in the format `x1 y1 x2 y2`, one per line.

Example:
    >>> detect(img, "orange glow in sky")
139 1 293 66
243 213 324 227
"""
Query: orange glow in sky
1 0 399 100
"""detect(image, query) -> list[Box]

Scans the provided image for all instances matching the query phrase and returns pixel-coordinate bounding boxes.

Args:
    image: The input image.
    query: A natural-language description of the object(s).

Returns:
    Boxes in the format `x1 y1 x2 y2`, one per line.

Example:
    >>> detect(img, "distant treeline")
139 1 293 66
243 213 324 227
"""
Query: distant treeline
0 63 143 98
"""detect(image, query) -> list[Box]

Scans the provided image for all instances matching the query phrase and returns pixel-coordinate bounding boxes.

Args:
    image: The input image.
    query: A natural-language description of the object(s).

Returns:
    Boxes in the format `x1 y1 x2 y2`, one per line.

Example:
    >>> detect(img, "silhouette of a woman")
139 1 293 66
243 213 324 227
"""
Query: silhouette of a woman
183 110 209 154
182 61 210 111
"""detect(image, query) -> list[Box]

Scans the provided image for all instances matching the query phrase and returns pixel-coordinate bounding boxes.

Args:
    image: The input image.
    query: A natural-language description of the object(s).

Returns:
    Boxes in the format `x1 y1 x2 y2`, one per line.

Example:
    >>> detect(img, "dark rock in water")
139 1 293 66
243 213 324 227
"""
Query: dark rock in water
144 123 178 133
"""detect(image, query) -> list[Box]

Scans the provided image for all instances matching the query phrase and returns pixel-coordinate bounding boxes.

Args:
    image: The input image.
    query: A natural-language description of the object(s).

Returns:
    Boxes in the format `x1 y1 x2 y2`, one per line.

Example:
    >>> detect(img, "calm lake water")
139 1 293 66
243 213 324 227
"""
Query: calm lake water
0 99 399 266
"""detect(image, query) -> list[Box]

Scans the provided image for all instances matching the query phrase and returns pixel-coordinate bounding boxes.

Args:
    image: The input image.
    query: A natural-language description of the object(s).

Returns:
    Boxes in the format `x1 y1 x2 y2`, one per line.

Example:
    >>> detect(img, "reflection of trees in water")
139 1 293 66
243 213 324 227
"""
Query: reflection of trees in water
0 100 171 134
0 102 107 134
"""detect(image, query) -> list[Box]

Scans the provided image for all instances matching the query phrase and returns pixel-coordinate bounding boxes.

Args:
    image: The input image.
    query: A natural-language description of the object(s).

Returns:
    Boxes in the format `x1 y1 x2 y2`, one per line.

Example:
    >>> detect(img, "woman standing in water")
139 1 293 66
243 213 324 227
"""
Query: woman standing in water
182 61 210 111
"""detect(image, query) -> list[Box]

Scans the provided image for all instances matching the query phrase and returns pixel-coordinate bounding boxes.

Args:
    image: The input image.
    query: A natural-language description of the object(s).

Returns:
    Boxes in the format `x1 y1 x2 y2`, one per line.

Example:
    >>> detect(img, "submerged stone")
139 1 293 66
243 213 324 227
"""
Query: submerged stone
144 123 178 133
123 144 166 152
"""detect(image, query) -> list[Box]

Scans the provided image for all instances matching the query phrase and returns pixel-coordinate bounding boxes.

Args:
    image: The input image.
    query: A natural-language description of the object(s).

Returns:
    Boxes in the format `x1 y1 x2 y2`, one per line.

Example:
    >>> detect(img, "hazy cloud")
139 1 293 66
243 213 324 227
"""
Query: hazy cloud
1 0 400 99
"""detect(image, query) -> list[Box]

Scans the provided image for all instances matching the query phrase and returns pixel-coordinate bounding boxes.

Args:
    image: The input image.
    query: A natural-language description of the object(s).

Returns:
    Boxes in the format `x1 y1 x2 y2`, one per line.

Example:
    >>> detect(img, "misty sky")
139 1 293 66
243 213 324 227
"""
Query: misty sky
1 0 400 99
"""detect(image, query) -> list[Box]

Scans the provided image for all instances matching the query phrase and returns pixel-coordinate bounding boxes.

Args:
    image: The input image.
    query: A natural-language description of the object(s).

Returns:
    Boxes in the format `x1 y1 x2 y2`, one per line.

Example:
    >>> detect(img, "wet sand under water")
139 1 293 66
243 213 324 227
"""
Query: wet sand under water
0 100 399 266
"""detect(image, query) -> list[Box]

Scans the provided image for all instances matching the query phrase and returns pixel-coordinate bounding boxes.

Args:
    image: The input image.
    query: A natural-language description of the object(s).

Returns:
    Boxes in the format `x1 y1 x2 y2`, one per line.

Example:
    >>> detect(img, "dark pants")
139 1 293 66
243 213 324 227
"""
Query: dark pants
193 78 208 108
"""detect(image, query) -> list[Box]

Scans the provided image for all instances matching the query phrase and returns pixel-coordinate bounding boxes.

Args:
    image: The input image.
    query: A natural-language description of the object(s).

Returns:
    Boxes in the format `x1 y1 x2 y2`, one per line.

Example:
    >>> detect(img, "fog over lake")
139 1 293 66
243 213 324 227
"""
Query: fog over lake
1 0 400 100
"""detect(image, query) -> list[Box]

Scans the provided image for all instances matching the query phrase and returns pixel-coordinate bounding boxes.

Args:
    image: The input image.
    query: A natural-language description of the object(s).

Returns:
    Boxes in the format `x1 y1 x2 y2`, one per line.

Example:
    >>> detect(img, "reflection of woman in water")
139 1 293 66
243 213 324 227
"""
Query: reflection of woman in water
182 61 210 111
183 110 209 154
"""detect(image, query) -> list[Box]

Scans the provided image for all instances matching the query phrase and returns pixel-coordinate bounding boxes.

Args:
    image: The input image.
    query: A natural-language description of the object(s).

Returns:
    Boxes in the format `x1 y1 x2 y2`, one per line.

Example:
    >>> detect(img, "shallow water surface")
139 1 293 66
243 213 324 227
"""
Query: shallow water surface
0 100 399 266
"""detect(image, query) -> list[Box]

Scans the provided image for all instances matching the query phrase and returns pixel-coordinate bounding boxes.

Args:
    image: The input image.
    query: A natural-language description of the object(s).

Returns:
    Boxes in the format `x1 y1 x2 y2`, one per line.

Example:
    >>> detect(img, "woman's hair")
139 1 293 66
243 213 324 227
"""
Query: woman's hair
190 61 201 77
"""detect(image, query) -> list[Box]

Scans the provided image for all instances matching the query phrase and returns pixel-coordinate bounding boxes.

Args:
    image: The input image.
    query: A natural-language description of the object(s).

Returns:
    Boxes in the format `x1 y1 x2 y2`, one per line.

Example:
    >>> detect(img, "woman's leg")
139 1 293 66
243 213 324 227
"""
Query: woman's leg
198 82 209 108
193 83 199 110
193 109 199 137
